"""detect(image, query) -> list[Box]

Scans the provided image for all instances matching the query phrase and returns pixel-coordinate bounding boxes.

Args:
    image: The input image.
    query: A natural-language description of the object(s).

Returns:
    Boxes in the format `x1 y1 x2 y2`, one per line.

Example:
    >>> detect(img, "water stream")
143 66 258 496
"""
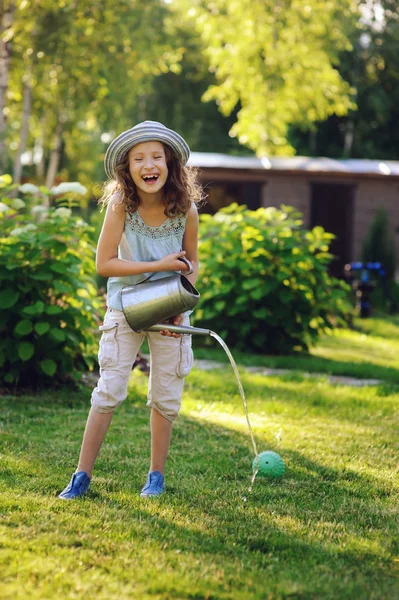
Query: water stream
149 324 261 497
210 331 258 458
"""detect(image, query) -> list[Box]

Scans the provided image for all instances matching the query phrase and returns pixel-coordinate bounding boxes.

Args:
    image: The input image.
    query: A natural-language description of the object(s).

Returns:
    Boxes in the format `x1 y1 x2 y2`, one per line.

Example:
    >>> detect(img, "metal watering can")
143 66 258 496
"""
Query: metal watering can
121 259 266 472
121 260 211 335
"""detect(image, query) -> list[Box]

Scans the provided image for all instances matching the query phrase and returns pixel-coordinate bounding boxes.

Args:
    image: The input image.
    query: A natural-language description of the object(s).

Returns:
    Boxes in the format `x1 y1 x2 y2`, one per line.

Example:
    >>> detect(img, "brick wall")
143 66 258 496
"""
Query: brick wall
261 174 399 264
353 180 399 261
199 168 399 267
261 176 310 226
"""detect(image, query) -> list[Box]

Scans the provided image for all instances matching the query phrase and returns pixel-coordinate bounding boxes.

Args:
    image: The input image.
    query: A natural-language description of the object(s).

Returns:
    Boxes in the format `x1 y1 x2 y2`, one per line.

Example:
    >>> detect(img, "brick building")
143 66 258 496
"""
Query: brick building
189 153 399 277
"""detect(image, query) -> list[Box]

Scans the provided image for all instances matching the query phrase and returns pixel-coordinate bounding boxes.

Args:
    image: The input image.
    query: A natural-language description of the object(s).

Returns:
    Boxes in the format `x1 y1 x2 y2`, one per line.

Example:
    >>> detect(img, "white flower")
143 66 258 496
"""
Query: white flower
54 207 72 218
31 205 48 214
9 227 24 236
0 202 11 213
51 182 87 196
10 224 38 236
11 198 26 209
19 183 40 194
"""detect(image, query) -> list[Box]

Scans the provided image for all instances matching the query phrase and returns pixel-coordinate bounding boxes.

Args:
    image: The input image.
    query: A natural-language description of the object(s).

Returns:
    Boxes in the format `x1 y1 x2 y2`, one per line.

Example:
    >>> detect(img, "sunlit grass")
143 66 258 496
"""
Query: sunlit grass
1 316 399 598
194 315 399 383
312 328 399 370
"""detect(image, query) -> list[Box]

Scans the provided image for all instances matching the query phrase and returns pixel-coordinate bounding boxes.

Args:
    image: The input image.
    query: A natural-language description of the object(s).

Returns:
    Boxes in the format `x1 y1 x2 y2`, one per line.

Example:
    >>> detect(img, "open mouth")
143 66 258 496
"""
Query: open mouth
142 174 159 183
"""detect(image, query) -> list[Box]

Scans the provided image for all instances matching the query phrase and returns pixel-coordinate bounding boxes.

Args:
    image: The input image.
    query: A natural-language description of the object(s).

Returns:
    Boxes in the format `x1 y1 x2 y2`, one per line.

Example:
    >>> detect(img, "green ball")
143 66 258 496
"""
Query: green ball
252 451 285 478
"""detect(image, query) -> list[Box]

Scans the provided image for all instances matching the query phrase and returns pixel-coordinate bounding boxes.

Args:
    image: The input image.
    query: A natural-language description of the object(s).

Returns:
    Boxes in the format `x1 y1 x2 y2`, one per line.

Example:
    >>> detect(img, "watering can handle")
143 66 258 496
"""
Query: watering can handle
134 256 193 286
178 257 194 275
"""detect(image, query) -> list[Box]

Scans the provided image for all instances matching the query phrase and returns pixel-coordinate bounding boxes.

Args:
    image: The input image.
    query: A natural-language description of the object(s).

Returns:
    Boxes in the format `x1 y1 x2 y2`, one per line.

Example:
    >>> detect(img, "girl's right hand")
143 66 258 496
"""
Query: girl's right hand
156 251 190 272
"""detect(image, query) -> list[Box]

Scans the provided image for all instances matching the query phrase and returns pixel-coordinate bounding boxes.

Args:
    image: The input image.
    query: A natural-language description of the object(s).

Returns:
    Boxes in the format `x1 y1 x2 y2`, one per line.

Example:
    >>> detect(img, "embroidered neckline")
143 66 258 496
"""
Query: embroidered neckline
126 211 187 239
136 211 168 229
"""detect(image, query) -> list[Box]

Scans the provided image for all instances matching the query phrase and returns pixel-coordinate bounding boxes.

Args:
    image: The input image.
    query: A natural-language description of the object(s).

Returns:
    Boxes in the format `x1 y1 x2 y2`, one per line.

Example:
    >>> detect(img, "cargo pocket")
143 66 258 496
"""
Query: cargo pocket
98 322 118 369
176 333 194 378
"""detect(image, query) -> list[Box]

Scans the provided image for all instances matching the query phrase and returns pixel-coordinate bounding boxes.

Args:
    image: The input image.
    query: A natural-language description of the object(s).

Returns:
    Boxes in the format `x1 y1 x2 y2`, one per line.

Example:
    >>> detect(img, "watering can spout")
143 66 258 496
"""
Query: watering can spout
146 323 212 336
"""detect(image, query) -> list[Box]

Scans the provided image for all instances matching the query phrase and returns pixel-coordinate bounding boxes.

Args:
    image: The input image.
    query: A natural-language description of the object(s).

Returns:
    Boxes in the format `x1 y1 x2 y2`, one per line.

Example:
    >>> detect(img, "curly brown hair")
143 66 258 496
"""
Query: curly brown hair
99 144 204 216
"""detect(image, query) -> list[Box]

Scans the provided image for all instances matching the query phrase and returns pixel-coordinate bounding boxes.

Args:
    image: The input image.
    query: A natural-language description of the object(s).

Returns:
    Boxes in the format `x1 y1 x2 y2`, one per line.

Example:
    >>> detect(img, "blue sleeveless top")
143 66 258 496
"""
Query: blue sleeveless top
106 210 188 310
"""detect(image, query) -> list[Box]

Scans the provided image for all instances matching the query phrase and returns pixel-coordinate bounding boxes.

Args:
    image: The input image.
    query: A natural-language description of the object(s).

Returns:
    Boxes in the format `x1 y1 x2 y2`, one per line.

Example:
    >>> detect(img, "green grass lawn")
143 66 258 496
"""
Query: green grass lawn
195 314 399 384
1 316 399 599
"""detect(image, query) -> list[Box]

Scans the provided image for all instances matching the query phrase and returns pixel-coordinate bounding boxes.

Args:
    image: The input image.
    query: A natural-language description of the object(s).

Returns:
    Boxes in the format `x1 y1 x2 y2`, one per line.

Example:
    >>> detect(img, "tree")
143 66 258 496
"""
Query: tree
139 25 246 154
175 0 359 156
0 1 16 172
5 0 184 185
291 1 399 159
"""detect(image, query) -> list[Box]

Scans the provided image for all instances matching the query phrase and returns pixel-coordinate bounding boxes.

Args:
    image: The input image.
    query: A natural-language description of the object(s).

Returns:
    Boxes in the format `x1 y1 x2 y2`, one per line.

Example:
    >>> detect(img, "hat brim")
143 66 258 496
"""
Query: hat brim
104 123 190 179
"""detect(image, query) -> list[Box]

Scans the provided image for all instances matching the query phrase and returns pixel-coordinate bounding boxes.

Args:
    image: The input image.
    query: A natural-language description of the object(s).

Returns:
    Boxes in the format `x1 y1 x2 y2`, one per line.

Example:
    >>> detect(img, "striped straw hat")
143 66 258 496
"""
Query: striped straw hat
104 120 190 179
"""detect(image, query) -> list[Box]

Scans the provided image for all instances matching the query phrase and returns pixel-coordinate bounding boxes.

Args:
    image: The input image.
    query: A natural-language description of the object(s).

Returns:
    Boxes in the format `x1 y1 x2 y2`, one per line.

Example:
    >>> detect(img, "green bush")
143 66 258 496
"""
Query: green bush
193 204 352 354
0 176 101 388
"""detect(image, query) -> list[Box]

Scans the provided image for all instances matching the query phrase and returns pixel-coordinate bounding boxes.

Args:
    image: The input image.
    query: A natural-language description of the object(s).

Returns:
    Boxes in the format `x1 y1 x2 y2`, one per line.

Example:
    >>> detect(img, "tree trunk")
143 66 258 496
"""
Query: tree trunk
45 119 63 193
35 115 46 182
13 76 32 185
0 3 15 173
343 117 355 158
309 129 317 155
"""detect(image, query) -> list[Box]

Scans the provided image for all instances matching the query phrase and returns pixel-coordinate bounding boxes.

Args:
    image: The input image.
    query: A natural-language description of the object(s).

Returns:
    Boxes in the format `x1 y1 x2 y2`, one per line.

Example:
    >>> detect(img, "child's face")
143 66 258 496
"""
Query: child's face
128 141 168 197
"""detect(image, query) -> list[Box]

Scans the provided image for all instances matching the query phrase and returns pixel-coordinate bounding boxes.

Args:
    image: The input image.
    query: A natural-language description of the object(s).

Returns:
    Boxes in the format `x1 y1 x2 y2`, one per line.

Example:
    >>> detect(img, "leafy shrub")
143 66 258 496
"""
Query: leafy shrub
193 204 352 354
0 175 101 388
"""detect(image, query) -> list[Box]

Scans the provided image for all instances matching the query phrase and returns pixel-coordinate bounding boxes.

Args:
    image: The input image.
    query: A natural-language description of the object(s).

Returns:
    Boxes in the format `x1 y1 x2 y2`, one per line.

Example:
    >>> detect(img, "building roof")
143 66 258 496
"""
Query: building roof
188 152 399 177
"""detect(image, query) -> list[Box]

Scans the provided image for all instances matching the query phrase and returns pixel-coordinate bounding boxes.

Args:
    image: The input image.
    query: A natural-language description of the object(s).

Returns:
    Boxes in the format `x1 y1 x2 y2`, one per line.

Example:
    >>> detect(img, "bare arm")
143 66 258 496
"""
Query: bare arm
182 202 199 286
96 197 188 277
159 203 200 337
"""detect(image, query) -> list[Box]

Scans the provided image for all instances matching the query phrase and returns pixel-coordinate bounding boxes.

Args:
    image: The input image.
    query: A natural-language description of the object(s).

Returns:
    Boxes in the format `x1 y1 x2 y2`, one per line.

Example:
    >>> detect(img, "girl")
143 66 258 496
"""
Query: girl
59 121 202 499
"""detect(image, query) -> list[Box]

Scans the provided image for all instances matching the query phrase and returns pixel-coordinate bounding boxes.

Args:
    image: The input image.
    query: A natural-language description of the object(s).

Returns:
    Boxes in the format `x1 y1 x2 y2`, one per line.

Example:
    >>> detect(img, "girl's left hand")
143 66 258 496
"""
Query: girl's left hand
159 314 184 338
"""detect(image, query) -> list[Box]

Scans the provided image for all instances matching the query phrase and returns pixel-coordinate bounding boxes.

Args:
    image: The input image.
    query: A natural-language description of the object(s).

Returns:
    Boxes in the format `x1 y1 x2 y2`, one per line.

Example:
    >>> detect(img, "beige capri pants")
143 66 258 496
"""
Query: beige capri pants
91 308 194 422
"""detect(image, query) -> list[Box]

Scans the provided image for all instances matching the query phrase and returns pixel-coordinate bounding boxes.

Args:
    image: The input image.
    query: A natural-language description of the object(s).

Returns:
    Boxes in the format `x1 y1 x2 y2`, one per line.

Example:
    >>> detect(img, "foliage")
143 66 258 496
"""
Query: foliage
140 24 246 155
193 203 352 353
0 175 101 388
5 0 399 188
175 0 358 156
361 207 396 281
291 1 399 158
5 0 184 182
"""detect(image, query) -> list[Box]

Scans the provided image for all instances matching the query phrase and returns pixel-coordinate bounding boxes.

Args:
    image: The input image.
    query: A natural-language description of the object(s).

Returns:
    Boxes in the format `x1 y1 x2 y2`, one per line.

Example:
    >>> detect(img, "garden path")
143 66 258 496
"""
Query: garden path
193 359 383 387
82 357 383 388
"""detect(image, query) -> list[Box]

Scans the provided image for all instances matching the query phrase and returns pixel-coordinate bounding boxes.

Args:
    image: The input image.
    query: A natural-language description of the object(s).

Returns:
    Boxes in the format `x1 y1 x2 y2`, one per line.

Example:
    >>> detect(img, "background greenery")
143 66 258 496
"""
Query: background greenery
1 174 354 389
0 176 101 388
193 204 352 353
2 0 399 191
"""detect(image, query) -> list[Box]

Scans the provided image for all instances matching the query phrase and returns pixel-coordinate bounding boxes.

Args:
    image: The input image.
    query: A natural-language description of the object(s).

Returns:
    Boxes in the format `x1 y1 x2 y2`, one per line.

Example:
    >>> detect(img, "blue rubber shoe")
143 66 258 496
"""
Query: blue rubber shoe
140 471 165 497
58 471 91 500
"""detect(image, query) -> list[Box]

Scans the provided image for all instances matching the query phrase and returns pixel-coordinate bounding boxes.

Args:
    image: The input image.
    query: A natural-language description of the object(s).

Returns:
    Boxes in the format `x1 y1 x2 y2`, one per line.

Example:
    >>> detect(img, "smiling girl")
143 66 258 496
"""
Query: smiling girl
59 121 203 499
